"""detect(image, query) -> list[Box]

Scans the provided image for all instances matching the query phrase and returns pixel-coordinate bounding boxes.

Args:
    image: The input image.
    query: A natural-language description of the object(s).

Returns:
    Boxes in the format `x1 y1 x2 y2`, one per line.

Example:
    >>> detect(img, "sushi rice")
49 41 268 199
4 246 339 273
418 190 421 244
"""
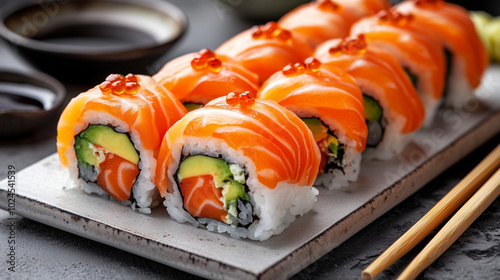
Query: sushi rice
163 137 318 241
288 106 363 189
65 111 160 214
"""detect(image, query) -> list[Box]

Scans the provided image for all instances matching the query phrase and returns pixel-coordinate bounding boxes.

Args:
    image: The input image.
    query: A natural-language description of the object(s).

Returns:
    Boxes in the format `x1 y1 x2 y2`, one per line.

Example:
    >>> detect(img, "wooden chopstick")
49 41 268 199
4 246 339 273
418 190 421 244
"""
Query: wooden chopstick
396 167 500 279
362 144 500 280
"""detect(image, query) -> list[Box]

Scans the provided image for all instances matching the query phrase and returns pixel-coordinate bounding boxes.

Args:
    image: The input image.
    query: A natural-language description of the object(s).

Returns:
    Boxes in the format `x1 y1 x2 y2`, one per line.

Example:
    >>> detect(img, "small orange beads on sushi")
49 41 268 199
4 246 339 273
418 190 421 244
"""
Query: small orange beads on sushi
190 49 223 73
225 91 255 108
226 92 240 106
251 21 292 42
305 57 322 72
293 62 306 73
414 0 443 7
217 22 313 84
282 57 322 76
99 74 139 95
207 58 223 73
282 64 297 76
328 34 368 56
317 0 340 12
377 10 414 27
239 92 255 108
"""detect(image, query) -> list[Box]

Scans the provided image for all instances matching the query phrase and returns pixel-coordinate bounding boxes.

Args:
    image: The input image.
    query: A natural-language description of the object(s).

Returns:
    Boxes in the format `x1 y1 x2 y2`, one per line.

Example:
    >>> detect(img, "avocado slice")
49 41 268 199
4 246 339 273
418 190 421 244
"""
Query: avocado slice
177 155 250 224
363 95 383 122
177 155 232 184
75 137 100 167
302 118 328 142
76 125 139 165
327 134 339 157
222 179 248 219
183 102 204 112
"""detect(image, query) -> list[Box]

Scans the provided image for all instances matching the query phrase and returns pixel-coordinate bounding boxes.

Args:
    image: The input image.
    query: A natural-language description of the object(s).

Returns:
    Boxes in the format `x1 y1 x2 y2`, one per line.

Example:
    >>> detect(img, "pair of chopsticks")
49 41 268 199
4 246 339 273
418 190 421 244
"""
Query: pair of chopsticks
362 144 500 280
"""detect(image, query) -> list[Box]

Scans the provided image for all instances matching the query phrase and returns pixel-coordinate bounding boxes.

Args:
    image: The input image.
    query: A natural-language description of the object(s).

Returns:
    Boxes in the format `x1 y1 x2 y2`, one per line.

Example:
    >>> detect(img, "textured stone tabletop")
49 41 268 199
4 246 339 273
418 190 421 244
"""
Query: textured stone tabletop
0 0 499 279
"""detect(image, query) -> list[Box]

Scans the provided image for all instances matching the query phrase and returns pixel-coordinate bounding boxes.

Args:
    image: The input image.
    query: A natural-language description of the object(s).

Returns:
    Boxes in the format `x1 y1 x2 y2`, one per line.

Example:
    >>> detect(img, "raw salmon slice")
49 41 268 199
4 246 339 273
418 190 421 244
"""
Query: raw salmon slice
96 153 139 201
179 175 227 223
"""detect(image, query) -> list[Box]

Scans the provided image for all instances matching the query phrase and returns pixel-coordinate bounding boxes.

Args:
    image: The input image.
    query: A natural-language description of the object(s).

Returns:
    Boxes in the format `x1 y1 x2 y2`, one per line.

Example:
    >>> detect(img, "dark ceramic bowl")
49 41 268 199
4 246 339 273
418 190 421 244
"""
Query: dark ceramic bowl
0 0 187 84
0 70 66 138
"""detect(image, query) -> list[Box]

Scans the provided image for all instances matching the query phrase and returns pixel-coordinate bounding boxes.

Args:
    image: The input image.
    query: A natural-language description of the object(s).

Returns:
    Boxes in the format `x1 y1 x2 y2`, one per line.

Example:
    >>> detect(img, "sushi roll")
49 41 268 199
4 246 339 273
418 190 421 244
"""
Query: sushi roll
278 0 390 49
259 57 367 188
315 35 425 160
350 9 446 126
216 21 313 84
57 74 186 212
153 48 259 111
154 92 320 240
394 0 489 107
277 0 351 48
334 0 391 25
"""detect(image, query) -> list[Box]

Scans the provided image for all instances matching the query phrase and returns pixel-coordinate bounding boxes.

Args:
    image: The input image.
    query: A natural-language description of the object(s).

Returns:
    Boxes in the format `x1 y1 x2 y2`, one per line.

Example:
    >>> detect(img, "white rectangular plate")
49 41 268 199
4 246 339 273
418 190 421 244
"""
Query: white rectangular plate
1 67 499 280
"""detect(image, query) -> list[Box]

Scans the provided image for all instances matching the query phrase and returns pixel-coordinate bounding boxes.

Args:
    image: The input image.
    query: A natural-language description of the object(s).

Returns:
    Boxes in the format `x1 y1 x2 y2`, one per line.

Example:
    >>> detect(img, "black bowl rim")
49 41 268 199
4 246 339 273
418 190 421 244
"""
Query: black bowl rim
0 69 66 115
0 0 188 59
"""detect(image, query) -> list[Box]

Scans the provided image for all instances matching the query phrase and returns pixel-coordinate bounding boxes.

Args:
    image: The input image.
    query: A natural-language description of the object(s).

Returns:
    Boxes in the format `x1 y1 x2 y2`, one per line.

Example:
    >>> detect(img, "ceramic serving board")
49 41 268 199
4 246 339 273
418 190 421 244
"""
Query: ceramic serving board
1 66 499 280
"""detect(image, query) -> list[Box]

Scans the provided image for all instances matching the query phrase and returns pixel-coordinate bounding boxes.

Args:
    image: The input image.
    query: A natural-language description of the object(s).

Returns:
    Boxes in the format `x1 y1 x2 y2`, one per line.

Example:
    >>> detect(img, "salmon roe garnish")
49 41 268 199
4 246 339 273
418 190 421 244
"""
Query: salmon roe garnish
414 0 443 7
226 92 240 106
207 58 223 73
282 64 297 76
378 10 414 26
191 49 223 73
251 22 292 41
99 80 112 92
328 45 343 56
328 34 367 56
274 29 291 41
125 81 140 93
293 62 306 74
112 80 126 94
305 57 321 72
317 0 340 12
125 73 137 83
282 57 322 76
239 92 255 108
99 74 139 95
262 21 278 34
198 48 216 59
225 91 255 108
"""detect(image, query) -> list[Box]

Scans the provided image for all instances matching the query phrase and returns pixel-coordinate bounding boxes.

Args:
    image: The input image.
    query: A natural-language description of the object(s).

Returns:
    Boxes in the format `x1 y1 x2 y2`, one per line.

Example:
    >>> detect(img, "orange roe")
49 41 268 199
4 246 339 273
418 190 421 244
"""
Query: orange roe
282 57 322 76
414 0 443 7
317 0 340 12
239 92 255 108
99 73 139 95
305 57 321 72
328 34 367 56
378 10 414 26
225 91 255 108
226 92 239 106
191 49 223 73
251 22 292 41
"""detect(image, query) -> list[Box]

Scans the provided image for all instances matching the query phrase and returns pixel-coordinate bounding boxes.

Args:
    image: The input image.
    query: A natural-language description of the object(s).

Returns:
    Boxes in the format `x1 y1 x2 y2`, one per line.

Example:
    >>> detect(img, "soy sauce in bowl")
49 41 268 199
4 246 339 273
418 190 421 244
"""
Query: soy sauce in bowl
30 23 157 51
0 83 56 112
0 71 66 138
0 0 187 84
